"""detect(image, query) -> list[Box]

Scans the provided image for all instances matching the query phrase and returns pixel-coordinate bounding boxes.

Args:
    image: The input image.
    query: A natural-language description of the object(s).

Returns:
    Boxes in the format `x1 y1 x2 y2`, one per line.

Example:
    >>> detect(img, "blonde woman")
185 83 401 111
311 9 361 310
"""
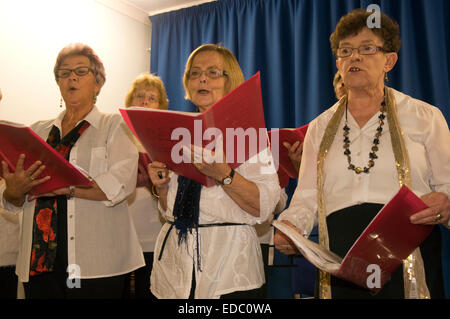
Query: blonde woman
123 73 168 298
148 44 281 299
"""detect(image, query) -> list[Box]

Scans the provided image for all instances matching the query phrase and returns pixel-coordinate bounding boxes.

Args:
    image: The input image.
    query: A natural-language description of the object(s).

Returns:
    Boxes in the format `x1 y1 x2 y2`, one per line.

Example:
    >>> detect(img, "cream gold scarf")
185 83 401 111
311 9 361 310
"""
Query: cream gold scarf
316 87 430 299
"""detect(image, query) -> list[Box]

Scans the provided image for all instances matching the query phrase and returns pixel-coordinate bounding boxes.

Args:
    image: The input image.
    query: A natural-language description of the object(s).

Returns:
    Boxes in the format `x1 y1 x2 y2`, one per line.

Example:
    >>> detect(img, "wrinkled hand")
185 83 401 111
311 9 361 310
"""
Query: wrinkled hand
1 154 50 206
147 161 170 197
273 220 302 255
185 144 230 182
410 192 450 226
283 141 303 174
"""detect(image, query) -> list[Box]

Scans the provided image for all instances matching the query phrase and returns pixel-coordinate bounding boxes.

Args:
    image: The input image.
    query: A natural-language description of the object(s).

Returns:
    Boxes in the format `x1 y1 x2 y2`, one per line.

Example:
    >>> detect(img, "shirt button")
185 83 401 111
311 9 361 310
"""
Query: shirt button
69 215 73 219
356 151 361 156
70 237 75 240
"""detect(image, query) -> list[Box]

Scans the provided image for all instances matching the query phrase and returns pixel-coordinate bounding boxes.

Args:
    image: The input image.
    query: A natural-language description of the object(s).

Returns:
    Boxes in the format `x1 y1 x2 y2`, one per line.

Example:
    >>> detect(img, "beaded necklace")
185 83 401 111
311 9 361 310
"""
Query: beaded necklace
343 100 386 174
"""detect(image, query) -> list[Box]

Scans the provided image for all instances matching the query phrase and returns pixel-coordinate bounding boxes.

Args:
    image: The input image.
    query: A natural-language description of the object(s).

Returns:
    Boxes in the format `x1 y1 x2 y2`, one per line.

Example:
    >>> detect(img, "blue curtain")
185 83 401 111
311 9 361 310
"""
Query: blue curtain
150 0 450 298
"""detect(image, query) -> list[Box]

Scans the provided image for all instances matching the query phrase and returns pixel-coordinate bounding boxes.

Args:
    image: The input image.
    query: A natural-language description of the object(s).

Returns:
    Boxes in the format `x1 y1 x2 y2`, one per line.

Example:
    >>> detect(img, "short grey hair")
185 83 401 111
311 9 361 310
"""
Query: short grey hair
54 43 106 94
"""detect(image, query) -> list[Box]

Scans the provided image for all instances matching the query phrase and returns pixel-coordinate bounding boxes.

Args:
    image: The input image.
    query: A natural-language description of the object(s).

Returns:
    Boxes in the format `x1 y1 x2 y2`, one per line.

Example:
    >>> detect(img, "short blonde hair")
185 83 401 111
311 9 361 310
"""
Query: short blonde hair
125 73 169 110
54 43 106 95
183 44 244 100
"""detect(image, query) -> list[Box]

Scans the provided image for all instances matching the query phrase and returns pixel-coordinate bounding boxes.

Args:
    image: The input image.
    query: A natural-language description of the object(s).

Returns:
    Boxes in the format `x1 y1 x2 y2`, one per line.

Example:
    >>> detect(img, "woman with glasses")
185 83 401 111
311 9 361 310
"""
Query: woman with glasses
275 9 449 299
122 73 168 299
0 43 144 298
147 44 281 298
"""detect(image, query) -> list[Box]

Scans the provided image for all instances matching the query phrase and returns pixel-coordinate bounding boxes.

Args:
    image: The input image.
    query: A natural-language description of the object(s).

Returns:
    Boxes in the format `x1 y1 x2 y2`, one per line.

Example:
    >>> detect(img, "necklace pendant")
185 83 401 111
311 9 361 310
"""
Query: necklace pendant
355 167 363 174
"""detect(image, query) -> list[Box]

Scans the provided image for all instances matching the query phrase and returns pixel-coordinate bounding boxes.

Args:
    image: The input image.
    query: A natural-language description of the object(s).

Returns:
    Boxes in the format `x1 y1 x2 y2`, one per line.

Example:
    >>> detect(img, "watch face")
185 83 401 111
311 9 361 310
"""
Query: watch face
223 177 232 185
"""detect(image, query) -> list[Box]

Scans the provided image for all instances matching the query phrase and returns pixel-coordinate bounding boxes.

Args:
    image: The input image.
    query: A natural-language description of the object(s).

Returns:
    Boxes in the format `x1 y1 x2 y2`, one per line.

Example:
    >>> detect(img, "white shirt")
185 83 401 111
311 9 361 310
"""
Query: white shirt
150 150 281 299
126 135 164 252
0 180 20 267
279 88 450 234
255 188 288 244
0 106 145 282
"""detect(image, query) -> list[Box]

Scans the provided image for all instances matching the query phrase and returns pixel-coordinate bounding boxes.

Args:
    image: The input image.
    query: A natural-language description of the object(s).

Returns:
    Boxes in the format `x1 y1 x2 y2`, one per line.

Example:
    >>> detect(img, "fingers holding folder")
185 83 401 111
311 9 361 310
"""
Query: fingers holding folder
1 154 50 206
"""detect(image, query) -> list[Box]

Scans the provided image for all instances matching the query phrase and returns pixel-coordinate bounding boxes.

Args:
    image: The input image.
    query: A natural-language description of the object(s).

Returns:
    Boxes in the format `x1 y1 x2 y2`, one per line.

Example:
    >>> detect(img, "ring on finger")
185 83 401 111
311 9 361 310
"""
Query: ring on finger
29 176 35 181
434 213 442 223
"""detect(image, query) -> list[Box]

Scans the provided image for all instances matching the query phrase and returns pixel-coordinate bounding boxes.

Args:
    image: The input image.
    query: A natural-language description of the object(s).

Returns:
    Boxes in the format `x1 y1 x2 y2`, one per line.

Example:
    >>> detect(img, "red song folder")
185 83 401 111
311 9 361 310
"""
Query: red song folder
120 72 268 187
138 152 151 169
273 185 434 293
0 121 93 196
268 124 308 188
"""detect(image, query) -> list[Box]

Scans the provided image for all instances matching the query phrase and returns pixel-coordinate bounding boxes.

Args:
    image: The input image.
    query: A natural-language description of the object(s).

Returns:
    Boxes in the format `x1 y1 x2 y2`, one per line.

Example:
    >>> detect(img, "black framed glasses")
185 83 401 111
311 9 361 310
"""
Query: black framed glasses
337 44 386 58
189 67 227 79
56 66 94 78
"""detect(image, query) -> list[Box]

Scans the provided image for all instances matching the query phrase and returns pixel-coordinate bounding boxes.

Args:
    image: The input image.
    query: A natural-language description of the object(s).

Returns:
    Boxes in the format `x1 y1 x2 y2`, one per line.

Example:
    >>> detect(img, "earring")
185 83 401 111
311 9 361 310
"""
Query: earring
60 97 63 108
93 93 97 103
384 73 389 83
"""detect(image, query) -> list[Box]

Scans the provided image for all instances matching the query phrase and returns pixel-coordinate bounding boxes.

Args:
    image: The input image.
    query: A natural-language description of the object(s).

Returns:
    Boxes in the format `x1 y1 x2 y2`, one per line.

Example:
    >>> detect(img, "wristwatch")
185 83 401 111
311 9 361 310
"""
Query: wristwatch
219 168 235 185
66 186 75 200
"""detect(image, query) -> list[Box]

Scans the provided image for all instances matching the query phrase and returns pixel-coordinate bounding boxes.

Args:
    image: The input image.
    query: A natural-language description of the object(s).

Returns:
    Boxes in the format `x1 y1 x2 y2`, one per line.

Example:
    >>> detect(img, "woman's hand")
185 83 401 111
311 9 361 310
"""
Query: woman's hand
147 161 170 210
283 141 304 174
184 144 261 217
186 144 230 182
410 192 450 226
1 154 50 206
274 220 302 255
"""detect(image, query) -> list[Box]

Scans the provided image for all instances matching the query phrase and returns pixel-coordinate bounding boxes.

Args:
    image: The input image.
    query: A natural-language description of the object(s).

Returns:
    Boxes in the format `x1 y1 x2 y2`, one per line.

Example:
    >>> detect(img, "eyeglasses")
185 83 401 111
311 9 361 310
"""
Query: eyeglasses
337 44 386 58
189 67 228 79
56 66 94 78
133 92 159 104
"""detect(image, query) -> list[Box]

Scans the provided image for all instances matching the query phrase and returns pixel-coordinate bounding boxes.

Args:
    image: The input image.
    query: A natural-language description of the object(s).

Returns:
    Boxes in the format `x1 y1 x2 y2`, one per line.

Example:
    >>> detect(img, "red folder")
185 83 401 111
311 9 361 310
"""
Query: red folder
336 185 433 291
268 124 308 188
273 185 433 293
138 152 151 169
120 72 268 187
0 121 93 196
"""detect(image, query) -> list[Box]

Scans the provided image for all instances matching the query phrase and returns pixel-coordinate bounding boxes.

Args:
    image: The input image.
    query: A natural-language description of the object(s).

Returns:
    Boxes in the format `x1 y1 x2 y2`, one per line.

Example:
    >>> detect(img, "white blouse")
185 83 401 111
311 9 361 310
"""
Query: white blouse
0 106 145 282
150 150 281 299
126 135 163 252
0 179 19 267
279 88 450 235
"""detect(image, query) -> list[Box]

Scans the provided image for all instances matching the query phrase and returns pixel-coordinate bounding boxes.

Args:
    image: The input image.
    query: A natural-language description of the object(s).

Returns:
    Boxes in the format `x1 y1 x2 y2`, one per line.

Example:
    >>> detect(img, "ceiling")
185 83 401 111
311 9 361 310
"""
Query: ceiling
123 0 216 15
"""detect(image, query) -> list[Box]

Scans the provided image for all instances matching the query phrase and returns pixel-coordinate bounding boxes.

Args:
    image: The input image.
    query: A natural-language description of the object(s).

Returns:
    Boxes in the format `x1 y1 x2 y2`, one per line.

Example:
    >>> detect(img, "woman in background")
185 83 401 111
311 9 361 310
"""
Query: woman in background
123 73 168 298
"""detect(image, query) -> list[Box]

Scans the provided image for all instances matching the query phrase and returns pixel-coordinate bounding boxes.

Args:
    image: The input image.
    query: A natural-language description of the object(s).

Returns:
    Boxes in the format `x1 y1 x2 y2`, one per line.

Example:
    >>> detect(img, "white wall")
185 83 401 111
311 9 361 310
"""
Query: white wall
0 0 151 125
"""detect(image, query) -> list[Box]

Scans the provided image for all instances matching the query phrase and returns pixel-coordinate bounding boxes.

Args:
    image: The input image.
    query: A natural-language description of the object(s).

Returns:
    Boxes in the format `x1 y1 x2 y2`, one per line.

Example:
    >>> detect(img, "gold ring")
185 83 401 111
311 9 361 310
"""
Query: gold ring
29 176 35 181
434 213 442 223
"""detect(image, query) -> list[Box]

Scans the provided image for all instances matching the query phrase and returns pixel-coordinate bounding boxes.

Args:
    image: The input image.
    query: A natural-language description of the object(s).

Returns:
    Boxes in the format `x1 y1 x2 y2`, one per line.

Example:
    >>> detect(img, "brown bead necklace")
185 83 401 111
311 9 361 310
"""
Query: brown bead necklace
343 100 386 174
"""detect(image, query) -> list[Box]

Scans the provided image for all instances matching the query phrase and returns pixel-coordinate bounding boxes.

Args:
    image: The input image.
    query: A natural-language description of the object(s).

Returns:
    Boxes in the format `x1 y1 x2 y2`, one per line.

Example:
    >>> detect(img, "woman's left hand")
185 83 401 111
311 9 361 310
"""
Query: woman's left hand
410 192 450 226
283 141 303 174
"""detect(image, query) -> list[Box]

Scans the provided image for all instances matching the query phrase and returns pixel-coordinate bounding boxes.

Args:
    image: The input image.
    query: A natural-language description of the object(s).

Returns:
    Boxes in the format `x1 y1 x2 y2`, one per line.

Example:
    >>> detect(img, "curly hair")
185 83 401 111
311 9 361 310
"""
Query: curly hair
330 9 401 56
125 73 169 110
54 43 106 94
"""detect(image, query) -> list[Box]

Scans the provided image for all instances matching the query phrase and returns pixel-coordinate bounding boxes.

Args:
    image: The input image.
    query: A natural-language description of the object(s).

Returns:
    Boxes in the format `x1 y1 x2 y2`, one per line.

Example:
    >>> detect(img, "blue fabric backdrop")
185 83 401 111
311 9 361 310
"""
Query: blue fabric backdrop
150 0 450 298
